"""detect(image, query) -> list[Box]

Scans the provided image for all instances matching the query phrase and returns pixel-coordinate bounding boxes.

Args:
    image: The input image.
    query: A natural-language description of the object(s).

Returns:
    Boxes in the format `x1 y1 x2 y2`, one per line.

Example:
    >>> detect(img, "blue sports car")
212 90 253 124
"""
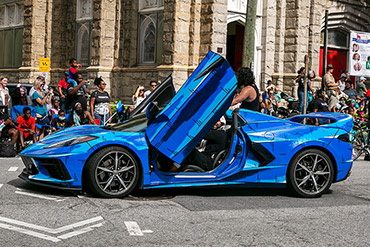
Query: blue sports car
19 51 354 198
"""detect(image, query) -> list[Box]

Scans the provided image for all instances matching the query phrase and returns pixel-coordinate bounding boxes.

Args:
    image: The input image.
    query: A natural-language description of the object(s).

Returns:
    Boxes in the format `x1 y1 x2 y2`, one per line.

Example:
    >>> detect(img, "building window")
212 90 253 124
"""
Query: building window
76 0 92 66
138 0 164 64
0 3 24 68
321 29 349 49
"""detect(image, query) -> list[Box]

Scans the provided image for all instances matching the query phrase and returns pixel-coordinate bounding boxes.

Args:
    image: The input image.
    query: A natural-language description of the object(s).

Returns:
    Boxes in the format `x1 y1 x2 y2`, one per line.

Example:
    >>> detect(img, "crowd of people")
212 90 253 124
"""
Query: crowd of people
0 59 368 153
231 65 368 126
0 58 158 152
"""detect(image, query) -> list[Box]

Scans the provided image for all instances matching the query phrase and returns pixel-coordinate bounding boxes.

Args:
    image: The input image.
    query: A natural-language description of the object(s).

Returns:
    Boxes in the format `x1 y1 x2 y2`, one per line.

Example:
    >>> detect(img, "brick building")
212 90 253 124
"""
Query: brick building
0 0 369 103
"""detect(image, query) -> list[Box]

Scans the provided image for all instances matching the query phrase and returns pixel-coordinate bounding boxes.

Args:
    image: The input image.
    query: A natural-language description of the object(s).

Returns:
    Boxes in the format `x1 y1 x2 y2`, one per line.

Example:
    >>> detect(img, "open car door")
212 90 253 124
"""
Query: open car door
130 75 176 117
146 51 237 164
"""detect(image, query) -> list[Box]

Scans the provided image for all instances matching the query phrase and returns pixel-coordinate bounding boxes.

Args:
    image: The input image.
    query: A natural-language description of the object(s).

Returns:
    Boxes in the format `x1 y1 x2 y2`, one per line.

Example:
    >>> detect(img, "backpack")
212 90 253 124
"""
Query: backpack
0 138 16 157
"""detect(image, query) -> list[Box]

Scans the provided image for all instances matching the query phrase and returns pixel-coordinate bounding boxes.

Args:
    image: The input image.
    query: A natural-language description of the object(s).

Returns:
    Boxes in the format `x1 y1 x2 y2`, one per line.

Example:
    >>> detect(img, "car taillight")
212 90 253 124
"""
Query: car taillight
338 133 350 143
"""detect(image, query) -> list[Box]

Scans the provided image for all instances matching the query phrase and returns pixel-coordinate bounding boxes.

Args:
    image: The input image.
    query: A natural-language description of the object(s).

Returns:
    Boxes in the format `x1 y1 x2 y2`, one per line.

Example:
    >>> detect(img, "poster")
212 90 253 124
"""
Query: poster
39 58 50 72
349 31 370 77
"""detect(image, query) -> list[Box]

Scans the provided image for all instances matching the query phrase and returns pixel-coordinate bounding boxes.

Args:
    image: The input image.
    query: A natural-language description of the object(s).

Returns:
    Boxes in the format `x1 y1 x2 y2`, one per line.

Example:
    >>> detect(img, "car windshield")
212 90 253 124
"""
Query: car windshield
108 112 148 132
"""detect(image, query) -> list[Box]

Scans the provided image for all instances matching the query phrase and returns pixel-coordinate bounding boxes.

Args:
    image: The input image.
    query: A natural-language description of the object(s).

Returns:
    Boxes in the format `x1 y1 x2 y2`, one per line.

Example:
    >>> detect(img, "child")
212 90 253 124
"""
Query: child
68 58 86 90
48 97 60 122
51 110 69 131
16 107 37 149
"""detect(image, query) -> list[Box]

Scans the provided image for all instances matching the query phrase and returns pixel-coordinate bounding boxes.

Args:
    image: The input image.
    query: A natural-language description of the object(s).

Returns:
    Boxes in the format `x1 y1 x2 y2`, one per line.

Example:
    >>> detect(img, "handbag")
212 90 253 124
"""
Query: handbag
0 138 16 157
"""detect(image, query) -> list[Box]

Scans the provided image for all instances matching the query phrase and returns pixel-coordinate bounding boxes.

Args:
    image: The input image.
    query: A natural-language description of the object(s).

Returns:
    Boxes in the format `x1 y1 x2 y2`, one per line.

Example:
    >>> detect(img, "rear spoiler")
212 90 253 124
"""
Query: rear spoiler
288 112 353 132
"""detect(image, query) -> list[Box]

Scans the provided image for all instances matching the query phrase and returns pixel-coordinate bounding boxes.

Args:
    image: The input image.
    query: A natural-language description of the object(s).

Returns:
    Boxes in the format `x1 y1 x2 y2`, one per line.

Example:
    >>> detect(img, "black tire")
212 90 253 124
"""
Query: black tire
287 149 334 198
85 146 140 198
348 132 364 161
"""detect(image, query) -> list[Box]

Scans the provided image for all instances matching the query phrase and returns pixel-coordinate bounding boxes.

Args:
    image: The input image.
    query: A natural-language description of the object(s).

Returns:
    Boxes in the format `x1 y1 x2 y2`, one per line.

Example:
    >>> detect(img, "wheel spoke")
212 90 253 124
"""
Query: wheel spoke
97 167 113 173
298 175 311 187
115 175 128 190
103 176 114 191
297 162 310 173
118 165 135 173
114 152 119 170
314 171 330 176
311 175 319 192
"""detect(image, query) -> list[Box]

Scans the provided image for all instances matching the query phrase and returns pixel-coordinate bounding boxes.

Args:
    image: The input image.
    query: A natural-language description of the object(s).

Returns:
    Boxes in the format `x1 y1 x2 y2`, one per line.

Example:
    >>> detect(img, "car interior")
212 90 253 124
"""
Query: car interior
155 110 240 173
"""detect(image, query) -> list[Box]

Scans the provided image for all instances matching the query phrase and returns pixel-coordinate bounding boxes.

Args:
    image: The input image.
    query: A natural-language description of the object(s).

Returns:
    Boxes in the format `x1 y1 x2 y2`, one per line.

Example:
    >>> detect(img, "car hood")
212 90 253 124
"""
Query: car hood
39 125 106 144
146 51 237 164
21 125 145 156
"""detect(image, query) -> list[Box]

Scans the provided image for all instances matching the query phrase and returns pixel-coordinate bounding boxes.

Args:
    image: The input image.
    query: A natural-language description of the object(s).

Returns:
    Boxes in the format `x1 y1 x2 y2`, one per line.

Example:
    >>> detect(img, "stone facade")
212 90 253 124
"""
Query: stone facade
0 0 369 103
261 0 370 96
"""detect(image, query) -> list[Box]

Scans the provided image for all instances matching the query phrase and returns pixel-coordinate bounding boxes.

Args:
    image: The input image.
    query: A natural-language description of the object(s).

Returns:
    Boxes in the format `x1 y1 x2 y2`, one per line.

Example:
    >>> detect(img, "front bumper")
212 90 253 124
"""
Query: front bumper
19 156 83 190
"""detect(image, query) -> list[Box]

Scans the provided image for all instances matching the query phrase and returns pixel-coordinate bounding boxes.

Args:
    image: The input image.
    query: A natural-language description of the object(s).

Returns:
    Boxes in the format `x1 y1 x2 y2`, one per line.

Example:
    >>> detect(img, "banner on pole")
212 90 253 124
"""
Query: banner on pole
349 31 370 77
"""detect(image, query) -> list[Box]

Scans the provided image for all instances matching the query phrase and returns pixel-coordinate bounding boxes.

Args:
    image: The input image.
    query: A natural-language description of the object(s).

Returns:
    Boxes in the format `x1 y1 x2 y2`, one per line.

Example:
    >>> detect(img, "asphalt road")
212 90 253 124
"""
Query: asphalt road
0 157 369 246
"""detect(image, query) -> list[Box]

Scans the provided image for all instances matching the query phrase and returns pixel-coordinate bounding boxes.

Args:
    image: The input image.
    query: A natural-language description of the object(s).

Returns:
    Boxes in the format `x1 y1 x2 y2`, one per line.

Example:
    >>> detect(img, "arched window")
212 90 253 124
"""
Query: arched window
77 23 90 66
138 1 163 64
76 0 92 66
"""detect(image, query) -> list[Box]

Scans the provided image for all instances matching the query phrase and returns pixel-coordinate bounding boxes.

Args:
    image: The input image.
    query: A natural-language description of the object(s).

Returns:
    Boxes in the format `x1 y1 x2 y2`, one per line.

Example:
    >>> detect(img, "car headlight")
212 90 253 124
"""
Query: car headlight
45 136 98 149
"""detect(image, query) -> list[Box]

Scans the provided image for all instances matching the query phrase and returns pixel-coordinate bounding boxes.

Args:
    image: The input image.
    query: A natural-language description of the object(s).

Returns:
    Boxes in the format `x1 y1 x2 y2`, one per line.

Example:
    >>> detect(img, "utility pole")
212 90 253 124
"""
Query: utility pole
321 10 328 89
242 0 257 68
303 55 309 115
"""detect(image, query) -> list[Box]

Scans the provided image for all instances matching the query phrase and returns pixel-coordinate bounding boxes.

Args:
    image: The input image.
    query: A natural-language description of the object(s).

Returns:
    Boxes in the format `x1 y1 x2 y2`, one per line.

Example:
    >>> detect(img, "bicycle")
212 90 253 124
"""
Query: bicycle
349 120 370 161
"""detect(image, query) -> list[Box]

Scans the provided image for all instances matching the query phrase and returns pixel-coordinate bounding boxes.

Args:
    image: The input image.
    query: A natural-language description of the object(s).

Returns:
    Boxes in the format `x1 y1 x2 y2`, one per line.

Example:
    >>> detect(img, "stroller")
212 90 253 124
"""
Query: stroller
276 91 300 118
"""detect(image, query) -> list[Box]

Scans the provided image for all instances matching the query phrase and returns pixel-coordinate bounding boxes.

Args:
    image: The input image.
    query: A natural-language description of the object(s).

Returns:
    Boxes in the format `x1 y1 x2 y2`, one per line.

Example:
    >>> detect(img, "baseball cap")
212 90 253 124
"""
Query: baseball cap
360 76 366 81
340 73 346 78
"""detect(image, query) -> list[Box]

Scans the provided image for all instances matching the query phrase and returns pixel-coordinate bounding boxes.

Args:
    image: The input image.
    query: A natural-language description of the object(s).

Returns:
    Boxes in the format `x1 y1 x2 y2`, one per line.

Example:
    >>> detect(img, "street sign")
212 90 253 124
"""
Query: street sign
39 58 50 72
366 61 370 70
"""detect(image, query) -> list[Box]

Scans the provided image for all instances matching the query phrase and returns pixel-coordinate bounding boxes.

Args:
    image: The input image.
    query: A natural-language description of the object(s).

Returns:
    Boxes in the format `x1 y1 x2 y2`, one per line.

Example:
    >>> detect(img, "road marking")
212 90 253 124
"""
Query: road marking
0 222 61 242
57 223 103 240
142 230 153 234
15 190 65 202
8 167 18 172
0 216 104 242
0 215 103 234
125 221 144 236
0 184 3 189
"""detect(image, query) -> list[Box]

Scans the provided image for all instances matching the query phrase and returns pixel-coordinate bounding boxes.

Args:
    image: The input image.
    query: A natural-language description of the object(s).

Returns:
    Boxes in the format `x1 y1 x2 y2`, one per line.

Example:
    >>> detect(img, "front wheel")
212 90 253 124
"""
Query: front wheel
287 149 334 198
85 146 140 198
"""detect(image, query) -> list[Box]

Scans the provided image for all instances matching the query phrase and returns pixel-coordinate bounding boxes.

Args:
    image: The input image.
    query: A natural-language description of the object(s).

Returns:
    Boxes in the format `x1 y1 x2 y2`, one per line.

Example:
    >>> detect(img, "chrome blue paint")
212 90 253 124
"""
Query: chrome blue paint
18 51 353 195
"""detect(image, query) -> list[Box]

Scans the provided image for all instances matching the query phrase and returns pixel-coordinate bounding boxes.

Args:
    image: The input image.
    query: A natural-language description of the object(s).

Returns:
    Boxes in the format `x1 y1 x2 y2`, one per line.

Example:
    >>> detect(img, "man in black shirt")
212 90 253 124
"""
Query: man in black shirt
310 89 329 125
66 72 90 112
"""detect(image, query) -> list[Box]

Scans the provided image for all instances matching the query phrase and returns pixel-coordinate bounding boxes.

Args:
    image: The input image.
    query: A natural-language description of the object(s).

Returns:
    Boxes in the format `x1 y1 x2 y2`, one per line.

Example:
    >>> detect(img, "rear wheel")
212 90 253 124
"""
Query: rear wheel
85 146 140 198
287 149 334 198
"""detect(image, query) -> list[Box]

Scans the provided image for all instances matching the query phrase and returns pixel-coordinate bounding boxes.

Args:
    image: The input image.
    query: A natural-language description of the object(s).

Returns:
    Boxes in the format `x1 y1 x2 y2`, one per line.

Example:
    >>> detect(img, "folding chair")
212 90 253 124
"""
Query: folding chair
11 105 50 138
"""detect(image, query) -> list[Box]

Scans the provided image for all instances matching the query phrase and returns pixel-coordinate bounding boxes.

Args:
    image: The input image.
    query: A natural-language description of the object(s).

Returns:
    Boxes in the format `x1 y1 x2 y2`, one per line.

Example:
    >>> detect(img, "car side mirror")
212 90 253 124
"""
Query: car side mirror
146 101 159 125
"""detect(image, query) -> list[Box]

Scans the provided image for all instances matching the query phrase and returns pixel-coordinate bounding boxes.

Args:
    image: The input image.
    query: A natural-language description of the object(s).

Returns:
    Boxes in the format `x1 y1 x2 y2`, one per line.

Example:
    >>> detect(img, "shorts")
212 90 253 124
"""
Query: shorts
0 126 15 138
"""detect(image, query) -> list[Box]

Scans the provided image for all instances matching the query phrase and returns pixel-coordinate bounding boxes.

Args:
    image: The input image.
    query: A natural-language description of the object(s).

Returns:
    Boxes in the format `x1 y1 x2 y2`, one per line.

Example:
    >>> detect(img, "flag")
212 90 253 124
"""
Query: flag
116 101 124 113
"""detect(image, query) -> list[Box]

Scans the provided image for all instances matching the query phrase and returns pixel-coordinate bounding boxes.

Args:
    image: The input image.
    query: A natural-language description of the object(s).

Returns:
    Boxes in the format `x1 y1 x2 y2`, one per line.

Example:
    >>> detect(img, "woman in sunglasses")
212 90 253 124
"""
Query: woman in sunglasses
132 85 145 108
90 77 112 124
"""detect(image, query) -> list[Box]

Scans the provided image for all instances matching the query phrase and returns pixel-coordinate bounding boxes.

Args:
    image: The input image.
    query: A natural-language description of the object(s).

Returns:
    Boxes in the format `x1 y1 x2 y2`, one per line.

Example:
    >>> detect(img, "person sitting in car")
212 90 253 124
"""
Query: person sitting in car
162 117 228 173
